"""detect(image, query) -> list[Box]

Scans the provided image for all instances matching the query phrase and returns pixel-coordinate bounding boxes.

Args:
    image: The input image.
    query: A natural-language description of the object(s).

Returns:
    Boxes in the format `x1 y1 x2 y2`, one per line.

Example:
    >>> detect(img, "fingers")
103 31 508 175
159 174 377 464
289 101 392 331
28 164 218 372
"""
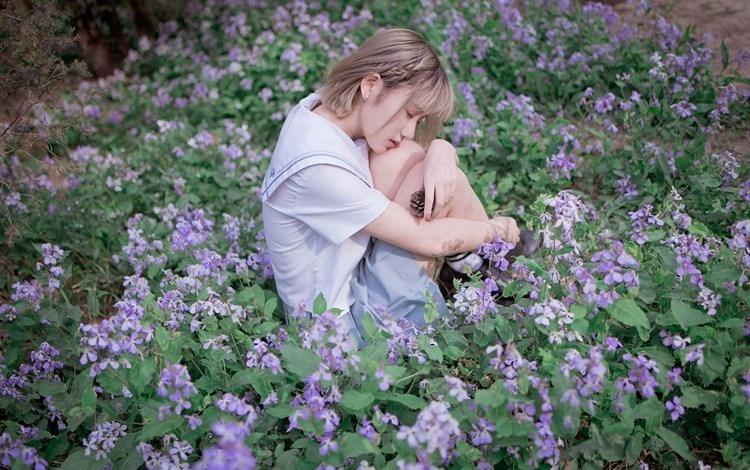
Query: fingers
423 179 435 221
489 216 521 244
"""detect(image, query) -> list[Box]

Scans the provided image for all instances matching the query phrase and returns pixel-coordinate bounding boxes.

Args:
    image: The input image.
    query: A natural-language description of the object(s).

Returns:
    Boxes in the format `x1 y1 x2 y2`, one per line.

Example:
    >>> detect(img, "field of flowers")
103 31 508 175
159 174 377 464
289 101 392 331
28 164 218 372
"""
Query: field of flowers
2 0 750 468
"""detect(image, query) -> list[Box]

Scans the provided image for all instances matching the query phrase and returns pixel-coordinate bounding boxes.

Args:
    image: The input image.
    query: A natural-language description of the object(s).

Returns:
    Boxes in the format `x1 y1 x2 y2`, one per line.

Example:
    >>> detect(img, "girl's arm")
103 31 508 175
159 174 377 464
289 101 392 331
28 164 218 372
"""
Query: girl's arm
363 201 519 258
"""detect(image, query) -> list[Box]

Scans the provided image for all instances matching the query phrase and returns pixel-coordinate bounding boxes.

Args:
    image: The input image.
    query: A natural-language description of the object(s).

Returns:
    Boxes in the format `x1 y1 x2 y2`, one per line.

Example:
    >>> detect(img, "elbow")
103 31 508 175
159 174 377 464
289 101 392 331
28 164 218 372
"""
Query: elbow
423 234 454 258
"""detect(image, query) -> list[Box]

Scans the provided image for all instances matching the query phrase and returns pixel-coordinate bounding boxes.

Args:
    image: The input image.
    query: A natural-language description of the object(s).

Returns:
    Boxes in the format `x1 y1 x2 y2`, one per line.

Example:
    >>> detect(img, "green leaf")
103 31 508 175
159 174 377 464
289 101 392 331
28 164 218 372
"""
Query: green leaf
33 379 67 396
687 221 713 237
339 432 377 458
721 40 729 70
59 449 105 470
266 404 294 418
64 406 94 432
360 310 380 339
280 344 321 379
313 293 327 315
445 345 465 360
263 297 279 317
423 291 439 324
715 414 733 433
385 393 427 410
339 391 374 411
645 229 666 242
230 369 255 389
656 426 695 462
626 432 644 464
87 289 100 317
155 326 169 350
137 415 183 441
424 343 443 362
680 386 722 411
129 357 156 391
234 287 256 307
671 299 711 329
608 298 650 339
80 381 96 410
441 330 468 348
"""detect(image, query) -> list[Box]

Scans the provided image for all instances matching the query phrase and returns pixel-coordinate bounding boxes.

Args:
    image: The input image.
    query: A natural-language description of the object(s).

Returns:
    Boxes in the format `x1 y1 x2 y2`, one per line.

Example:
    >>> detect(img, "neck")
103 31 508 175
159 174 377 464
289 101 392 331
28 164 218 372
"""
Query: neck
312 103 362 140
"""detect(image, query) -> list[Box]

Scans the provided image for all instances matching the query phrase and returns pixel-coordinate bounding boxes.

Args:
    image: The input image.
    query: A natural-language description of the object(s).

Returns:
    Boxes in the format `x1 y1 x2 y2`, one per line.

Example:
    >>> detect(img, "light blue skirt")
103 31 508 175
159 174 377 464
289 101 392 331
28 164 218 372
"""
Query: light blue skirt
281 238 449 349
345 238 449 348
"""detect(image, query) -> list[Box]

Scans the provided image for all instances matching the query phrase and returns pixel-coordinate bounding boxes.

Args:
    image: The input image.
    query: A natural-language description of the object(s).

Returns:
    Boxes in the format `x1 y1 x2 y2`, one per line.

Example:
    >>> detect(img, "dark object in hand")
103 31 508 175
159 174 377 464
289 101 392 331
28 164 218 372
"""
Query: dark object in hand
410 187 434 217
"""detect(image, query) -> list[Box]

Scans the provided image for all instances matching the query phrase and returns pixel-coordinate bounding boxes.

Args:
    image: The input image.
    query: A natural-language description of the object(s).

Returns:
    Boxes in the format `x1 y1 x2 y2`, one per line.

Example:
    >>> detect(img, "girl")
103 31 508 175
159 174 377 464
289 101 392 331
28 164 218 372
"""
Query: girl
260 28 520 347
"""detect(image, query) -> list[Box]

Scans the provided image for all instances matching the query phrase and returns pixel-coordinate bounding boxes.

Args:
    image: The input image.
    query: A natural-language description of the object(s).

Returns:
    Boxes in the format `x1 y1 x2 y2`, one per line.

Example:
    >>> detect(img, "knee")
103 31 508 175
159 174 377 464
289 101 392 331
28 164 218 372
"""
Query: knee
455 166 470 186
427 138 457 157
397 139 426 161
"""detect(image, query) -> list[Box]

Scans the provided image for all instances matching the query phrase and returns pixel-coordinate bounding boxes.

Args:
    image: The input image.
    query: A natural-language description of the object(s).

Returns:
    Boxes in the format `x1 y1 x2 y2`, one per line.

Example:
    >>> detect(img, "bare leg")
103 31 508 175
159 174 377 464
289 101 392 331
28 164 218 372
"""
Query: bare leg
369 140 426 201
369 139 488 277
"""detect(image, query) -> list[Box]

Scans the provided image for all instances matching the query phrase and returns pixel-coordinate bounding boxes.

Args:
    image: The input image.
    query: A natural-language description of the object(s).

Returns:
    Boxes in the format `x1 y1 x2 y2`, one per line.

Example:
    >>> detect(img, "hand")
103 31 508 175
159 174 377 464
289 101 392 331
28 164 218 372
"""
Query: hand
422 139 459 221
488 216 521 245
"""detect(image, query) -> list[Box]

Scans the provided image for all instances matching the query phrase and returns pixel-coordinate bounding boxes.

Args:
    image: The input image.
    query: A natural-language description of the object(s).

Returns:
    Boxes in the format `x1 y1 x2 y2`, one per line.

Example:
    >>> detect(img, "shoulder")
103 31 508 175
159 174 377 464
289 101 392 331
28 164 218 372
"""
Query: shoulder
290 164 370 193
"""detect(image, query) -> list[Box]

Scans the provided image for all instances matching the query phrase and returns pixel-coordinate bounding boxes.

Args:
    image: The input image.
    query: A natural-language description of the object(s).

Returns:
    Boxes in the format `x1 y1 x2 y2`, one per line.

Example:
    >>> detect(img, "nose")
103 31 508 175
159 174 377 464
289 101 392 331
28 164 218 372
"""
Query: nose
402 118 418 140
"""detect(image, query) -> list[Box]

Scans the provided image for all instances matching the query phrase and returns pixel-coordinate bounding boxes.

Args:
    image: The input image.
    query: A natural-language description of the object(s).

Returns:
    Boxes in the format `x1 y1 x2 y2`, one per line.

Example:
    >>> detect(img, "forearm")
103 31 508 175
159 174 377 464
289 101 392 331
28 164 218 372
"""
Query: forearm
365 202 497 258
419 217 495 257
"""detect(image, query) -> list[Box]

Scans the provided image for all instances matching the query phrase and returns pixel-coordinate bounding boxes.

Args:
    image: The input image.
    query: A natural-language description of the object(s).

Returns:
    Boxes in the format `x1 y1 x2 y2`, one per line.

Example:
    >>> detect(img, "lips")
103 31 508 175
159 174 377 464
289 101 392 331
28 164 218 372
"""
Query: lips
388 139 399 150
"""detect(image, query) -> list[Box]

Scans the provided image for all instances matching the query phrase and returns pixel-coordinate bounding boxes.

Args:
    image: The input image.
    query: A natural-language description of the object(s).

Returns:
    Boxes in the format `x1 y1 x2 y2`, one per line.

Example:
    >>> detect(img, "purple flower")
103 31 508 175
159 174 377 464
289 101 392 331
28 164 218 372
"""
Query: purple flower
451 118 476 146
666 367 682 390
486 342 535 393
299 311 360 372
470 417 496 446
194 421 256 469
444 376 470 402
396 401 461 460
684 344 705 366
741 371 750 404
188 414 203 431
137 434 193 468
629 204 664 245
615 176 638 200
526 298 581 344
187 130 214 149
358 417 379 443
452 278 498 325
660 330 691 349
78 299 155 377
614 353 660 411
496 92 545 130
594 93 616 114
665 396 685 421
590 240 640 288
458 82 478 115
28 342 63 381
604 337 622 352
560 347 607 411
217 393 258 428
10 280 44 312
375 368 393 391
547 149 578 180
82 421 127 461
170 208 214 252
671 100 697 118
157 363 197 415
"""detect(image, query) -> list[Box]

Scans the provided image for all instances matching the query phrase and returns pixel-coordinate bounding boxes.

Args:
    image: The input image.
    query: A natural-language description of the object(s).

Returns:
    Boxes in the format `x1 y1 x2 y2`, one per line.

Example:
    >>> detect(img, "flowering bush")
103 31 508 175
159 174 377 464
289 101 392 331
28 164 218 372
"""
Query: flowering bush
1 0 750 468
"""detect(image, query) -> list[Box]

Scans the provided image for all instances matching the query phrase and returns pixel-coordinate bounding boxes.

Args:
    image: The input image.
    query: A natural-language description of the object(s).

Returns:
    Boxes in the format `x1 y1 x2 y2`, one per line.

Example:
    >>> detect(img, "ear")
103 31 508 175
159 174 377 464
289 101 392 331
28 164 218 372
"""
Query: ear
360 73 382 100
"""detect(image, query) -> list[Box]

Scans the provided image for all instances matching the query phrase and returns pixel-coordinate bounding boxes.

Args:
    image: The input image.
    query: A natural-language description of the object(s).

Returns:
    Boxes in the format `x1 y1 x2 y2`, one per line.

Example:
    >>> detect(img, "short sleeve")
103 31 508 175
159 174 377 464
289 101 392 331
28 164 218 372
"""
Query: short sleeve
282 164 391 245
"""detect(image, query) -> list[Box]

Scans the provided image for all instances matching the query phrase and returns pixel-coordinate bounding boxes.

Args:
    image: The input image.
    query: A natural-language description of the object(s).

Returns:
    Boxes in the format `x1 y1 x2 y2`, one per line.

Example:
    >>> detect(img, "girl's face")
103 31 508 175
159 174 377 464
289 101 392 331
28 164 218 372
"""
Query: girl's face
357 77 425 154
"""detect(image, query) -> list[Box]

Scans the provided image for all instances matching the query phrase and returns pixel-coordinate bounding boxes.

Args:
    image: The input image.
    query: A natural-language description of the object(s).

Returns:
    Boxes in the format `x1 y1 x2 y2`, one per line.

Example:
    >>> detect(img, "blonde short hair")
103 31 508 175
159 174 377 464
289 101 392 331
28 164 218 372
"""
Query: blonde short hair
317 28 455 147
